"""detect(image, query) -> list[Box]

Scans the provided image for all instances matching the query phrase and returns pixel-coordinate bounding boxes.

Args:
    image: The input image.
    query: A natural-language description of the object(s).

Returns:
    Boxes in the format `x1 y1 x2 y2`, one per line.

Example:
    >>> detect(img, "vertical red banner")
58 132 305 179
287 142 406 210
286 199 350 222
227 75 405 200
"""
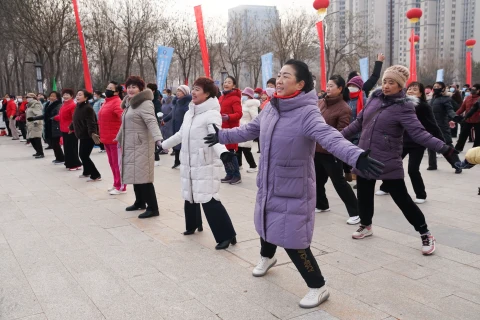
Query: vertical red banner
407 29 417 86
72 0 93 92
194 5 210 78
466 51 472 85
316 21 327 91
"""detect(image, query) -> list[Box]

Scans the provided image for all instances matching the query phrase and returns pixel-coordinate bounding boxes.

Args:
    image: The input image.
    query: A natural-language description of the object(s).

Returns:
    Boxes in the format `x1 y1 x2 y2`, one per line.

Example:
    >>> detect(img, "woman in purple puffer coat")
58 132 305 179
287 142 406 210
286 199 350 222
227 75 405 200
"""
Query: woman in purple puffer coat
342 65 459 256
204 60 384 309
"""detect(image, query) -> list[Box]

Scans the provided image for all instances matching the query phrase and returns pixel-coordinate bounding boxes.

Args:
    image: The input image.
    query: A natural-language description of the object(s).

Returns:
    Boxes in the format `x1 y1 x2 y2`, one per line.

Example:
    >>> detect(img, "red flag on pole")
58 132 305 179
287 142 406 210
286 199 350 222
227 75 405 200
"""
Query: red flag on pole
194 5 210 78
466 51 472 85
316 21 327 91
407 29 417 86
72 0 93 92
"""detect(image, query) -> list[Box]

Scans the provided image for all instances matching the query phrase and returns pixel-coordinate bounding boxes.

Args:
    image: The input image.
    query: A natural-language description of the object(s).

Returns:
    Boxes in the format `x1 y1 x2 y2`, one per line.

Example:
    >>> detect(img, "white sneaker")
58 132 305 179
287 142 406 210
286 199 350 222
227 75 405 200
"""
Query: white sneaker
375 190 389 196
246 167 258 173
352 225 373 239
107 187 116 192
436 153 441 158
20 139 27 142
252 256 277 277
414 198 426 204
315 208 330 213
154 161 160 167
421 234 436 255
346 216 361 225
299 286 330 309
98 150 106 153
109 189 127 195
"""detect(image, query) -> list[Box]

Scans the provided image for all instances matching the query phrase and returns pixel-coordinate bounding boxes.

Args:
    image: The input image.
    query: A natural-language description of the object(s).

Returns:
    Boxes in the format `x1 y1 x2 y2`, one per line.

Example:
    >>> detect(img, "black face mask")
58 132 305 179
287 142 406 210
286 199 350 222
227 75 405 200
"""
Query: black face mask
471 89 478 95
105 89 115 98
433 88 443 96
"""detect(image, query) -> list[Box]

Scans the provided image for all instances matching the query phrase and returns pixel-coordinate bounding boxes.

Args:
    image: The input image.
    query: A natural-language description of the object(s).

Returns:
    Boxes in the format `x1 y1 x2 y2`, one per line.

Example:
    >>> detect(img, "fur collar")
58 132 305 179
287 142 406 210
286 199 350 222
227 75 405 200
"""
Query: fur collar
121 90 154 109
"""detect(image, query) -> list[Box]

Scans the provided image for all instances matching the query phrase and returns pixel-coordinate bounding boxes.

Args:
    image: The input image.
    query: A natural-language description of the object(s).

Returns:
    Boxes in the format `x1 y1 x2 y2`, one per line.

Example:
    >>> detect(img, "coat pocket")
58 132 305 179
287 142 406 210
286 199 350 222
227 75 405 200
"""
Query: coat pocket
273 166 304 198
198 148 206 166
136 133 142 145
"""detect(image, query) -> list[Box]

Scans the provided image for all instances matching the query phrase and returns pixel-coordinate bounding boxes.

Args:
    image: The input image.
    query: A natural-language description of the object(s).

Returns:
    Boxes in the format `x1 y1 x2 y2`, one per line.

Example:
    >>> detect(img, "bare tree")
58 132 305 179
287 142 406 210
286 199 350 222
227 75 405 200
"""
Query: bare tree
169 19 199 85
418 58 457 86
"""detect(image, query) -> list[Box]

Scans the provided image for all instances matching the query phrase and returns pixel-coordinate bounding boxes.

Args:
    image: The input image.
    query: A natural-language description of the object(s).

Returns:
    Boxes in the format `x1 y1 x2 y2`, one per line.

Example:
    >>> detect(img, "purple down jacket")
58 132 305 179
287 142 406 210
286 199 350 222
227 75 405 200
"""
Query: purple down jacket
342 88 445 180
218 90 364 249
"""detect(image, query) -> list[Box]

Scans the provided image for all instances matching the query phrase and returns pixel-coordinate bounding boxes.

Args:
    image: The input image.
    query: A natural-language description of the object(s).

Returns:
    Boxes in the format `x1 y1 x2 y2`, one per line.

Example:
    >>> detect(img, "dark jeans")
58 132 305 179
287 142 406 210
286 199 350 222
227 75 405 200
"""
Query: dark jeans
357 176 429 234
79 138 101 179
62 132 82 168
260 238 325 288
380 147 427 200
236 147 257 168
18 121 27 139
314 153 358 217
50 136 65 161
184 198 236 243
30 137 44 156
133 183 158 211
455 123 480 151
225 149 240 178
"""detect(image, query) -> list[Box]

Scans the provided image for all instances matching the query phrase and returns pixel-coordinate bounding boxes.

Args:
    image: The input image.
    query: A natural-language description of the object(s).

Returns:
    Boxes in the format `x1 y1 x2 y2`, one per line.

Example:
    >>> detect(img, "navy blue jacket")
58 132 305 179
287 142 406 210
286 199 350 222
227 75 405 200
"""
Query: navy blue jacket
163 95 191 150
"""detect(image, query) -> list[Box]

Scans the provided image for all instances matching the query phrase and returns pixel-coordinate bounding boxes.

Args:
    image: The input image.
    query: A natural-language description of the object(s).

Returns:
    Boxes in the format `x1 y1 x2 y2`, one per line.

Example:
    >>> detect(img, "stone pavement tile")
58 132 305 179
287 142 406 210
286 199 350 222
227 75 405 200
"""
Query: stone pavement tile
106 225 152 243
159 299 220 320
287 310 339 320
127 217 169 232
74 225 123 247
437 261 480 285
0 243 43 320
410 242 480 265
317 251 381 275
0 193 10 202
426 224 480 254
217 299 280 320
44 233 90 253
90 211 130 229
382 260 432 280
144 225 188 245
0 204 26 223
419 272 480 305
16 314 48 320
27 213 72 237
427 294 480 320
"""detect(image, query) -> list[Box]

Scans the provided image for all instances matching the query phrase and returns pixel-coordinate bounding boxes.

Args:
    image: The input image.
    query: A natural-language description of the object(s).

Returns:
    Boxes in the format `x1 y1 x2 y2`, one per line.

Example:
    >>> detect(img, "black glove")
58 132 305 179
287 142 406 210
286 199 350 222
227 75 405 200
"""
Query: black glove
27 117 34 122
220 151 235 172
453 115 464 123
204 123 220 147
440 144 459 157
355 150 385 178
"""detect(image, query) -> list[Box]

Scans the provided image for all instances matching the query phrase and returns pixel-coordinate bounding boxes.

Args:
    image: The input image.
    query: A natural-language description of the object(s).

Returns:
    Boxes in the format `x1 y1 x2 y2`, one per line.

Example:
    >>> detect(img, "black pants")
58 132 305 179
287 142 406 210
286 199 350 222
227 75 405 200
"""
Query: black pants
30 137 44 156
173 149 180 165
236 147 257 168
50 136 65 161
314 153 358 217
99 143 105 151
451 123 458 138
260 238 325 288
455 123 480 151
357 176 429 234
380 147 427 200
62 132 82 168
133 183 158 211
4 114 12 136
155 151 160 161
184 198 236 243
18 121 27 139
79 138 100 179
428 143 459 169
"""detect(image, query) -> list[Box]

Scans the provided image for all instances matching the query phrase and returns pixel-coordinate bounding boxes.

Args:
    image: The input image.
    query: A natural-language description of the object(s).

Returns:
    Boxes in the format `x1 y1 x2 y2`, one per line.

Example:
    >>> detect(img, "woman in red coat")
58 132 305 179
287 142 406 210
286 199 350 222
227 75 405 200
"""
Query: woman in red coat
218 76 243 184
98 81 127 195
6 95 20 140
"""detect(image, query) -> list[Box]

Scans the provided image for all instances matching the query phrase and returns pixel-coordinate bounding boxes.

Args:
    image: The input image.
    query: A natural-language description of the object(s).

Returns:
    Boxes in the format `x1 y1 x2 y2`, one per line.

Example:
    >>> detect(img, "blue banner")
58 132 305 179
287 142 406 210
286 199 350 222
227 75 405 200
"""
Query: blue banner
157 46 174 90
436 69 444 82
261 53 274 89
359 57 369 82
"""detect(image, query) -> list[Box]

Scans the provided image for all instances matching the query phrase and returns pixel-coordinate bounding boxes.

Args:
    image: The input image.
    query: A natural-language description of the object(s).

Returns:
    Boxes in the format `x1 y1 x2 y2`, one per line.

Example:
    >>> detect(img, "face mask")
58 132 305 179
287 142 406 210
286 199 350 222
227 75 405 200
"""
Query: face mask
162 93 168 99
39 98 45 103
6 98 10 101
449 88 455 93
241 96 248 102
265 88 276 98
433 88 443 96
17 98 22 102
254 93 259 99
462 88 467 92
465 92 471 97
88 99 94 104
105 89 115 98
27 98 33 103
348 86 360 93
425 89 432 94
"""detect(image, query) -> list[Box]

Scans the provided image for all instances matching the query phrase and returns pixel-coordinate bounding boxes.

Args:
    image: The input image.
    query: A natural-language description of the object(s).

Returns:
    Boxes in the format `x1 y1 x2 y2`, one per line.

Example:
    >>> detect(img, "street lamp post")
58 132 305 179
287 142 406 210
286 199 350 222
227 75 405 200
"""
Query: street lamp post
221 67 228 84
34 62 44 94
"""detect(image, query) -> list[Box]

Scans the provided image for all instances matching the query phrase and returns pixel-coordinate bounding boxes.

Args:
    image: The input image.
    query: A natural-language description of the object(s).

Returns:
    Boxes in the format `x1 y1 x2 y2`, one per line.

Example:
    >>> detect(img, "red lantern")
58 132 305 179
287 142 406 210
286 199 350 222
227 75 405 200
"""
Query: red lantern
406 8 422 23
313 0 330 16
409 35 420 44
466 39 476 48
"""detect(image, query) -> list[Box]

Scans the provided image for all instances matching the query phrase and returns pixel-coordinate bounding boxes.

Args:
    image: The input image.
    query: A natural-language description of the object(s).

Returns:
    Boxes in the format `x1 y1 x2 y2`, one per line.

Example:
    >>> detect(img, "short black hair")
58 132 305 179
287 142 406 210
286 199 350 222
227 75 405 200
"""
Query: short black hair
434 82 446 90
472 83 480 90
94 90 102 96
225 76 237 87
329 74 350 102
125 76 145 91
77 89 93 101
407 81 426 102
347 71 360 81
425 85 433 89
284 59 314 93
147 83 158 92
267 77 276 86
193 77 219 99
61 88 74 97
464 84 471 88
166 89 172 94
48 91 61 100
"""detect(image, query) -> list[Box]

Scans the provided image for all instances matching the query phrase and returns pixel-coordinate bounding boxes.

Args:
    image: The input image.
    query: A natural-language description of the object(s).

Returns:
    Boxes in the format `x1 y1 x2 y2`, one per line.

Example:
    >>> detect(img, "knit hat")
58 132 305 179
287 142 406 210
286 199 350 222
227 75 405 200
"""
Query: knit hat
26 93 36 98
177 85 190 96
254 87 263 94
382 65 410 88
347 76 364 90
242 87 255 99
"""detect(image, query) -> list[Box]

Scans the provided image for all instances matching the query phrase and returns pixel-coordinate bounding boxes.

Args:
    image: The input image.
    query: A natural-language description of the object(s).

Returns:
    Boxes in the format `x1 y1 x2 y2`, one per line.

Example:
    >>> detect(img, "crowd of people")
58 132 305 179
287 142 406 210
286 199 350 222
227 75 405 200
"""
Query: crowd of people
1 54 479 310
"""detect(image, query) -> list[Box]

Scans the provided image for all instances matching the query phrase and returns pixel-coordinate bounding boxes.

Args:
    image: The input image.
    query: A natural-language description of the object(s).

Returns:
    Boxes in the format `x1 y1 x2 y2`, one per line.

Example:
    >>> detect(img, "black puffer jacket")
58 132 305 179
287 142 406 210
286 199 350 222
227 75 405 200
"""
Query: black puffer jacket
43 100 63 139
404 99 444 149
429 95 457 144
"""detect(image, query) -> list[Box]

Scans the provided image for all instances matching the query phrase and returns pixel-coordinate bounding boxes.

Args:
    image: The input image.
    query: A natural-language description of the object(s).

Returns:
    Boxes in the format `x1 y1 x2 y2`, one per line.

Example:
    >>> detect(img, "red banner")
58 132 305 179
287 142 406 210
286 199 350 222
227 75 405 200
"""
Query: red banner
72 0 93 92
407 29 417 86
466 51 472 85
194 6 210 78
316 21 327 91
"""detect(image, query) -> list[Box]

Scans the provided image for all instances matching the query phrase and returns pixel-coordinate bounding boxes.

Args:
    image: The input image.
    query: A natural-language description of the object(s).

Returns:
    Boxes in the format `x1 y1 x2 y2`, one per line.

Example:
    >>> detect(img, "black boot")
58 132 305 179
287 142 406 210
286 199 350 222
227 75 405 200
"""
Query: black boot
138 210 160 219
183 225 203 235
126 204 146 211
215 236 237 250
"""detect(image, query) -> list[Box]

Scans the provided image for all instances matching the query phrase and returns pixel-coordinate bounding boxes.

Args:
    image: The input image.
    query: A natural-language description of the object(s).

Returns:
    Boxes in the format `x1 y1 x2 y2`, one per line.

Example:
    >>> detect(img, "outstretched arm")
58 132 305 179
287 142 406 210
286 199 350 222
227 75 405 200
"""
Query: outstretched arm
218 109 262 145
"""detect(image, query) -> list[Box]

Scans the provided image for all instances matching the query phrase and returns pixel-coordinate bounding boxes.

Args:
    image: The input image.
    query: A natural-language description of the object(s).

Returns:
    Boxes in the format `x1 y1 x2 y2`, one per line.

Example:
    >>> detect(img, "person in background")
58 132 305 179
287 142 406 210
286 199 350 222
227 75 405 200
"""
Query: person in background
55 88 82 170
147 83 163 166
454 83 480 151
219 76 243 184
159 88 174 155
17 96 28 142
92 90 106 153
25 93 45 158
117 76 163 219
162 85 191 169
237 87 259 172
98 81 127 195
425 85 433 101
316 75 360 225
161 77 238 250
71 89 101 182
348 53 385 97
448 84 463 138
37 93 46 106
254 87 263 101
2 95 12 137
462 84 471 100
6 94 19 140
43 92 65 163
266 77 276 88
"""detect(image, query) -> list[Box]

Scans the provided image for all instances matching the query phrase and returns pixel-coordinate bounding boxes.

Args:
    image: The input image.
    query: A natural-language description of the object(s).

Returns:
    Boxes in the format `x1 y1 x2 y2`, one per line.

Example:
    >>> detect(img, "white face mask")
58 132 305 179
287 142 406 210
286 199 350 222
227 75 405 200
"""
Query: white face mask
6 98 10 101
17 98 23 102
27 98 34 103
348 86 360 93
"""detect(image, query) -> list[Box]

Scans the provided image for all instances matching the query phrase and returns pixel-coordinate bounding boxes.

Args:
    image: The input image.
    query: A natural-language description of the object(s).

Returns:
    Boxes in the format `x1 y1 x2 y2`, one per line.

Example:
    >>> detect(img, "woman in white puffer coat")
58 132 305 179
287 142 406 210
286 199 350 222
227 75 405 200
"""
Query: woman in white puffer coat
237 87 260 172
160 77 238 250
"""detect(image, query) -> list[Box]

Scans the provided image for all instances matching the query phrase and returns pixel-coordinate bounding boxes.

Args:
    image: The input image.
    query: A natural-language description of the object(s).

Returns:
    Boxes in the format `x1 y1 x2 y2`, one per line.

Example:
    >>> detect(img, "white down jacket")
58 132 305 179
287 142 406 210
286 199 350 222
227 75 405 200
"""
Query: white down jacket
161 97 228 204
238 98 259 148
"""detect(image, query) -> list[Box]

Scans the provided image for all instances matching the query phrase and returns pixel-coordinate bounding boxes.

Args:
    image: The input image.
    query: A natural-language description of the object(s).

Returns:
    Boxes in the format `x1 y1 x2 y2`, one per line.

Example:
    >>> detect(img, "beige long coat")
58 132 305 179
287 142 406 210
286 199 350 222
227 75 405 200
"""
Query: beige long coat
116 90 162 184
26 100 44 139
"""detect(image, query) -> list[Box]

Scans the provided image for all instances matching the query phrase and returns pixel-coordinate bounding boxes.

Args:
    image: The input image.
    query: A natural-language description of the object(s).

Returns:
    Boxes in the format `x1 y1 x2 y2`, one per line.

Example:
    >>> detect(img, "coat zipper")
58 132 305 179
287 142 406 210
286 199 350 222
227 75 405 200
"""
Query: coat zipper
187 113 194 203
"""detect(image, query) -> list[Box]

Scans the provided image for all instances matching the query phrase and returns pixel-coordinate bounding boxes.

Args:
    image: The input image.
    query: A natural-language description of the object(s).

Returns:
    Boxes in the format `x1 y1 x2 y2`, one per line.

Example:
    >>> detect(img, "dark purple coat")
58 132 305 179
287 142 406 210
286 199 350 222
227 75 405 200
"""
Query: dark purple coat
342 89 445 180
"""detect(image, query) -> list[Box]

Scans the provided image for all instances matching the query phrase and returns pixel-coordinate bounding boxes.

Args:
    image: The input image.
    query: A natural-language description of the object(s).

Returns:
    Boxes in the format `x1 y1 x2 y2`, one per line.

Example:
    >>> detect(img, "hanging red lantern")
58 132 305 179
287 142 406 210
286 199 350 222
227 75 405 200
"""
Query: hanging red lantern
409 35 420 44
313 0 330 16
466 39 476 48
406 8 423 23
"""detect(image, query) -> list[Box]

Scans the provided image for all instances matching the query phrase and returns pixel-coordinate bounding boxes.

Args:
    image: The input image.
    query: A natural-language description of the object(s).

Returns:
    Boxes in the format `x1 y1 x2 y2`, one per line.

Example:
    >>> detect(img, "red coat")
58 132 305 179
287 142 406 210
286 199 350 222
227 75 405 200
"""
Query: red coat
219 89 243 150
457 94 480 123
19 101 27 114
6 100 17 118
98 96 123 144
54 99 76 133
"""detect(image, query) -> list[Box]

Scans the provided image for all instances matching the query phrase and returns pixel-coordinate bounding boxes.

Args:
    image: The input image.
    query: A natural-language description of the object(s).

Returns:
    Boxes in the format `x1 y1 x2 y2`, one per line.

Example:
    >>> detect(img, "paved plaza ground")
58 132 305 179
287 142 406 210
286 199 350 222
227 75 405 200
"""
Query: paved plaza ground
1 137 480 320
